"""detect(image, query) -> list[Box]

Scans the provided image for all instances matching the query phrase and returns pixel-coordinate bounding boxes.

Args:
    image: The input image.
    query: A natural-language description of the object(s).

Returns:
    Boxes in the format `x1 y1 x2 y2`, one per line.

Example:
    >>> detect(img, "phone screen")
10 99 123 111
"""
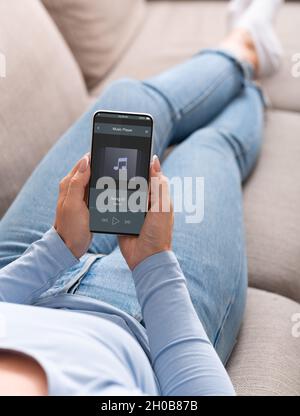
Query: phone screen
88 111 153 235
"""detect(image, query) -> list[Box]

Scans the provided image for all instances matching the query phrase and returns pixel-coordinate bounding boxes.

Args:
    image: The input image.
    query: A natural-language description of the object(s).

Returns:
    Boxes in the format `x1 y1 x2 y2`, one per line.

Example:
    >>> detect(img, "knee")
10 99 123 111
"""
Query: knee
98 78 144 111
185 127 250 180
104 77 140 93
186 127 234 159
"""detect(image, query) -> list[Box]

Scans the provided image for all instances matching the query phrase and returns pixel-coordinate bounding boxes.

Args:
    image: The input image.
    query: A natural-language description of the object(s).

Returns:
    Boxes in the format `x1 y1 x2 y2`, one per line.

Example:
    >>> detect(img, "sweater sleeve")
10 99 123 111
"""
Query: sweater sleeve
0 227 78 304
132 251 235 396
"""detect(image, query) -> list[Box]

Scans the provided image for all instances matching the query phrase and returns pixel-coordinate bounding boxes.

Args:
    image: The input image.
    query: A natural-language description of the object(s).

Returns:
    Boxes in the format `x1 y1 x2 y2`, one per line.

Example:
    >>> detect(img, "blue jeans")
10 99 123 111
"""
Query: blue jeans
0 50 264 364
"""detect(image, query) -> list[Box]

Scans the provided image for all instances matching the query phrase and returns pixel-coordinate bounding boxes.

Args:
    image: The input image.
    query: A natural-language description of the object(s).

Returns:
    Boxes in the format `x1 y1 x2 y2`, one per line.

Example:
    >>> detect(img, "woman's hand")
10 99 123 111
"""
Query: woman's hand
54 154 92 259
119 155 174 270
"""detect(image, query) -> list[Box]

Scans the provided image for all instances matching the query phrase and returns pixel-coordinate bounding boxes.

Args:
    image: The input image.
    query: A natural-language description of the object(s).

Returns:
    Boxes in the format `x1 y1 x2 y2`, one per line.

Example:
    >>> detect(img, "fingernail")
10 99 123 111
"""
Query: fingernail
79 155 89 172
152 154 160 172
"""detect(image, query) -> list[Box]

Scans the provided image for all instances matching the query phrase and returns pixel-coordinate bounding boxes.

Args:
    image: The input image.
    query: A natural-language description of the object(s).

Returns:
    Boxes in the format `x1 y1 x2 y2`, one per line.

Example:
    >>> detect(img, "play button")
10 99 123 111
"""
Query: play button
112 216 120 226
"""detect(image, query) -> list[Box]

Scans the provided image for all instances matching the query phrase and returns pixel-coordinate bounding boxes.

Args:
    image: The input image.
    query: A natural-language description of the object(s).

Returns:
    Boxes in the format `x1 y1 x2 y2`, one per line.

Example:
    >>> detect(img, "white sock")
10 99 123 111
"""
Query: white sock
234 0 283 77
228 0 252 29
239 0 283 24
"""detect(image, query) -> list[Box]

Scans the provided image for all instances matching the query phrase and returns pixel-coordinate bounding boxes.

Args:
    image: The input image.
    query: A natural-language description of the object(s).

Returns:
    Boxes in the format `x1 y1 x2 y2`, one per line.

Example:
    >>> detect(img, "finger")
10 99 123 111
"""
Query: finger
149 154 161 180
67 154 91 202
58 176 70 202
149 155 165 211
149 173 171 213
57 153 90 204
69 152 91 178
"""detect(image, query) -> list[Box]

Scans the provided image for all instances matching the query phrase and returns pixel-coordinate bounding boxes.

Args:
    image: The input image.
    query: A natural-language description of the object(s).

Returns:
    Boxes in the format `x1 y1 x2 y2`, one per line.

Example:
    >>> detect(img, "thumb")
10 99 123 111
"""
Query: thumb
149 155 167 212
68 154 90 200
151 154 161 177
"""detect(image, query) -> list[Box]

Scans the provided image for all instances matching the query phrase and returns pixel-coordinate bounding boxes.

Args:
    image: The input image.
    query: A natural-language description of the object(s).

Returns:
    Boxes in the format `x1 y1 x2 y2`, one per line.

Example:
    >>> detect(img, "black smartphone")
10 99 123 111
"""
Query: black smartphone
88 110 153 236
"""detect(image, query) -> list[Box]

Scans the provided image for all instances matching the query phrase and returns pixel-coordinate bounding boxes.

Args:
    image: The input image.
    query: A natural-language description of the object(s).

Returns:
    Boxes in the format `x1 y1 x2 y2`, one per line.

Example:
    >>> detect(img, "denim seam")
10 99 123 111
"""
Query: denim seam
198 49 253 81
180 68 242 118
212 240 245 361
141 81 177 155
145 65 242 125
143 69 242 156
64 255 102 293
142 81 179 122
158 123 173 156
216 127 252 162
58 255 105 296
184 137 247 172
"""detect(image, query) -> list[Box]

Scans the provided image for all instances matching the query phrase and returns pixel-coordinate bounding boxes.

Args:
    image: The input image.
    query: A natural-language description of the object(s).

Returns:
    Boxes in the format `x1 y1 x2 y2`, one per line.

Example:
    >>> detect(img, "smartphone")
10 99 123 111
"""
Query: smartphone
88 110 153 236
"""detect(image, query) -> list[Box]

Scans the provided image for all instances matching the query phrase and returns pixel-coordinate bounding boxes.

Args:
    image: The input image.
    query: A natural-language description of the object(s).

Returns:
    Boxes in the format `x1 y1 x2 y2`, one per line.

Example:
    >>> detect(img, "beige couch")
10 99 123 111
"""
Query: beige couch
1 0 300 395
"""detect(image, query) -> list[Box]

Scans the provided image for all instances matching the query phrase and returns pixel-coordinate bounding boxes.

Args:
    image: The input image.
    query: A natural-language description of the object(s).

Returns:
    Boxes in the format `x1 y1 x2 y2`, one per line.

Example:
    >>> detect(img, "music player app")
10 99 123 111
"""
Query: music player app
89 111 153 235
103 147 138 181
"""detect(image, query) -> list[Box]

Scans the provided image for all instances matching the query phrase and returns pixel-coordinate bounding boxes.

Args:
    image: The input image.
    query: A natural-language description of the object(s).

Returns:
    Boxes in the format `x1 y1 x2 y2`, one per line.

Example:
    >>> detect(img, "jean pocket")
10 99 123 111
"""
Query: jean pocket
37 253 105 299
63 254 105 294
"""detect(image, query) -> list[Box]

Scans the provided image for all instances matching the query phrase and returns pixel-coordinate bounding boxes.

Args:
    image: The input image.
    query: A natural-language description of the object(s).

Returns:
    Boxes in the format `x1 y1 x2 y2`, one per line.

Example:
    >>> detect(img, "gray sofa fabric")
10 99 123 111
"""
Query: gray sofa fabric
227 288 300 396
0 0 89 218
245 110 300 303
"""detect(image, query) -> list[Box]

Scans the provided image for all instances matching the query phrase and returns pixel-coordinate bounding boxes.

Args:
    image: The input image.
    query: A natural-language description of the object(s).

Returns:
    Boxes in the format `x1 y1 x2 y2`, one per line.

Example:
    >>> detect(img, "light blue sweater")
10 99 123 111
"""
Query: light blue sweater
0 228 235 395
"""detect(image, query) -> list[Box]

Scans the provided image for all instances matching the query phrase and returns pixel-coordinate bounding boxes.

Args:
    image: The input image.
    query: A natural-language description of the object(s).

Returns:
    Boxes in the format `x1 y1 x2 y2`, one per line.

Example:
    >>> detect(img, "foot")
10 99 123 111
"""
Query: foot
220 28 259 74
230 0 284 78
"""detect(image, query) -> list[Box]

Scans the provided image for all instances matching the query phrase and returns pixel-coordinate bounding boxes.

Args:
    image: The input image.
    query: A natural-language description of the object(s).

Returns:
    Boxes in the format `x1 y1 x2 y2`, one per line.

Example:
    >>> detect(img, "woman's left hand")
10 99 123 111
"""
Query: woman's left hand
54 154 92 259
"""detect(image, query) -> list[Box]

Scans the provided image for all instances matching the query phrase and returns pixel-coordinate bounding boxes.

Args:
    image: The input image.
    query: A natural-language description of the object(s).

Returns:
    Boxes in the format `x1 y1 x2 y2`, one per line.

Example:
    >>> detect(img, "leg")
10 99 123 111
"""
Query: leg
0 50 246 268
77 82 264 363
163 83 264 363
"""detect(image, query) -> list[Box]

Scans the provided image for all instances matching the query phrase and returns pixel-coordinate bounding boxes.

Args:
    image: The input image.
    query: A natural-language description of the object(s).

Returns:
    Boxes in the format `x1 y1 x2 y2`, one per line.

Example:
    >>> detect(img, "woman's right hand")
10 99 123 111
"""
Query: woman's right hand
54 154 92 259
118 155 174 270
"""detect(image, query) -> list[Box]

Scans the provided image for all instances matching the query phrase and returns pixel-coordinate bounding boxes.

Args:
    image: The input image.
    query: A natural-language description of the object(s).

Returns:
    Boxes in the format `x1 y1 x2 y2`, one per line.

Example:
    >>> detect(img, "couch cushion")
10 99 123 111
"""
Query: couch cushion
41 0 146 90
0 0 89 218
262 3 300 112
91 1 300 113
227 288 300 396
245 110 300 303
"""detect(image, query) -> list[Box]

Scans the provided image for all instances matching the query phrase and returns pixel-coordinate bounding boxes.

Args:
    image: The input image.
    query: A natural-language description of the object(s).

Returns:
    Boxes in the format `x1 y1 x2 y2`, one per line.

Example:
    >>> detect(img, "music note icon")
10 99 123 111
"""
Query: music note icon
113 157 128 171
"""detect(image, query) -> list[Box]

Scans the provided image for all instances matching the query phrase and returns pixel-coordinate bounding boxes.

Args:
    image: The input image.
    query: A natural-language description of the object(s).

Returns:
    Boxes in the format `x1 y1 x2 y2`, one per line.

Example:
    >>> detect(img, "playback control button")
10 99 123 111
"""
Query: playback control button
112 217 120 225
